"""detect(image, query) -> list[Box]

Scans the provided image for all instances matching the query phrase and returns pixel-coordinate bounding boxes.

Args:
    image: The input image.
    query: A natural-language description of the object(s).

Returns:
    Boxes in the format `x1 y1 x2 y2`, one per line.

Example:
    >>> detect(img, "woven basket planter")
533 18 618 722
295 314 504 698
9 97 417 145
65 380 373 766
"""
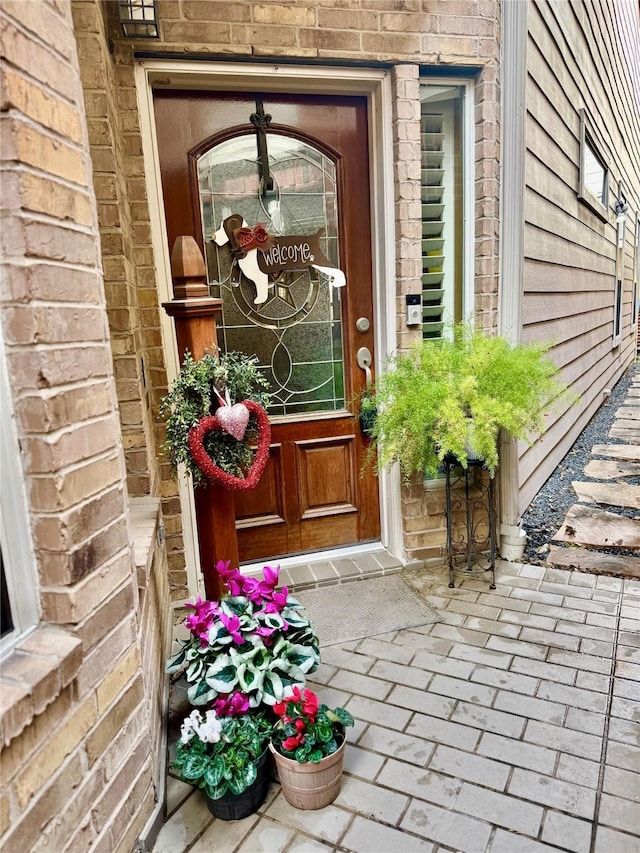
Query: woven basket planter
269 736 346 810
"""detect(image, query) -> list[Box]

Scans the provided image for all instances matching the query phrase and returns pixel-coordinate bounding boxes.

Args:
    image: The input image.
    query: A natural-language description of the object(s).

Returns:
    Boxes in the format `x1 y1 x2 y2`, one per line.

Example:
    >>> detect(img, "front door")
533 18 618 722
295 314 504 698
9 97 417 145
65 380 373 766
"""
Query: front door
154 90 380 563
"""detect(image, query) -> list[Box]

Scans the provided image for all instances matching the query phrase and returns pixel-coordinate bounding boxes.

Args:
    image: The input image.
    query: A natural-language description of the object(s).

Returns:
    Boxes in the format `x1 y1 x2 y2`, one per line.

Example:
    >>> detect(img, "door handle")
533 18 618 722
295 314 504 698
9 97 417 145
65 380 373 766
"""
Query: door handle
356 346 373 389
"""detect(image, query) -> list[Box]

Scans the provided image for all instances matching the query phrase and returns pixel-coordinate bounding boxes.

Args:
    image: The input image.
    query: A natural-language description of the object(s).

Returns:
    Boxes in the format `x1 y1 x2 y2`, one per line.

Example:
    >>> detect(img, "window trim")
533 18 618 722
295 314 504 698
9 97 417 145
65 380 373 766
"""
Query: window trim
578 108 609 220
418 76 474 338
0 333 39 659
612 275 623 349
612 206 625 349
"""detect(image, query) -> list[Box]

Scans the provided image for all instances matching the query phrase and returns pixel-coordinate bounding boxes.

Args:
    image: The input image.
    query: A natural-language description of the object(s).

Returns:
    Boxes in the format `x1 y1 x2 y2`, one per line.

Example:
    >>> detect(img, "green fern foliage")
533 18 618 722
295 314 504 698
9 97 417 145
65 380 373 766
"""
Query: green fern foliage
368 324 576 480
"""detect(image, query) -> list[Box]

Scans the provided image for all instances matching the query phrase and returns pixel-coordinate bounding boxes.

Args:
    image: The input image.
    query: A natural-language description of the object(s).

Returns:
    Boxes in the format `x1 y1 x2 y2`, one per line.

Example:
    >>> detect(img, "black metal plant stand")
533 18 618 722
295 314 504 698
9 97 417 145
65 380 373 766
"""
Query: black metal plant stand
445 457 497 589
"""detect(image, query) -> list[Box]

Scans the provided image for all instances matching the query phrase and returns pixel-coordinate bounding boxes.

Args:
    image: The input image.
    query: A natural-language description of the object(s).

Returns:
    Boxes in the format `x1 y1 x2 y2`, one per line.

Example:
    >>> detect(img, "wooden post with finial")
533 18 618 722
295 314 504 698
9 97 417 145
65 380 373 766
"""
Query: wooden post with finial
163 236 238 598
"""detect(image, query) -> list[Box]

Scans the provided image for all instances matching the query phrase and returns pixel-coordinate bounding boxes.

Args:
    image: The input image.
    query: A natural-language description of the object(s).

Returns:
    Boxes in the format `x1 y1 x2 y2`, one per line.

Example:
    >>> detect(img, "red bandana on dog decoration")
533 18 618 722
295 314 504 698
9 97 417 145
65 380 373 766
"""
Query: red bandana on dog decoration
232 223 274 256
188 399 271 491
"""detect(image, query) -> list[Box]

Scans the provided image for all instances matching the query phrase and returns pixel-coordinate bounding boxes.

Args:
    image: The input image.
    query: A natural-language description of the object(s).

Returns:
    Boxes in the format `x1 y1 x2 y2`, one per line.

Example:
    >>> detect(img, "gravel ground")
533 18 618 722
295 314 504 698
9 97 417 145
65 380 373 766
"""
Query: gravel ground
522 361 639 564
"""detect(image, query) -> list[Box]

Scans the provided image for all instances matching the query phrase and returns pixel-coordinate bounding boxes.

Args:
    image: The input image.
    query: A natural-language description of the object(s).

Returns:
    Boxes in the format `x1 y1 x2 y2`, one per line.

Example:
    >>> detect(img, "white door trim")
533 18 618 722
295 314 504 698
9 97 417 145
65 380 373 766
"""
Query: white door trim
134 59 401 594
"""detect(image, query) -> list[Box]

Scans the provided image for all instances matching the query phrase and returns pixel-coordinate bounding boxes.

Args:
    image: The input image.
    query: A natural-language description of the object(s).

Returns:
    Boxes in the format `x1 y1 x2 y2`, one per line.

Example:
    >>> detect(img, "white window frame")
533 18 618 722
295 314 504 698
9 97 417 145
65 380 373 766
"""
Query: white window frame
612 266 623 349
418 75 475 335
578 108 609 220
0 332 40 659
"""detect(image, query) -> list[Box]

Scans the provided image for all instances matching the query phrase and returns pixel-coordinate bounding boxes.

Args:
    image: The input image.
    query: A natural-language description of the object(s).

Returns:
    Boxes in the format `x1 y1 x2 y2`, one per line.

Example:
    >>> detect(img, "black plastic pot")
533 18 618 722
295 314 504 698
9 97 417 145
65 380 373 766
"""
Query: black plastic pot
358 394 377 438
205 747 271 821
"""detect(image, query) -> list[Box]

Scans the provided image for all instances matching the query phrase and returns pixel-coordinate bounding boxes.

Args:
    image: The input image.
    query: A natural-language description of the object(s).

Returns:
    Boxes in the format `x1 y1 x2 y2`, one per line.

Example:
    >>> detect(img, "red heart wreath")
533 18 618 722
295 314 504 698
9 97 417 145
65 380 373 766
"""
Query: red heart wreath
187 400 271 491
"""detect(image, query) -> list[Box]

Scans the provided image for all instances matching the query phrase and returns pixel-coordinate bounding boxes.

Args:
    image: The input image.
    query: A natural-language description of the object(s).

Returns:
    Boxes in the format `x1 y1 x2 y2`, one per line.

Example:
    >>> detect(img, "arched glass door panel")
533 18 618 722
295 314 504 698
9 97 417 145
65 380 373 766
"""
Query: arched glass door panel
197 134 345 418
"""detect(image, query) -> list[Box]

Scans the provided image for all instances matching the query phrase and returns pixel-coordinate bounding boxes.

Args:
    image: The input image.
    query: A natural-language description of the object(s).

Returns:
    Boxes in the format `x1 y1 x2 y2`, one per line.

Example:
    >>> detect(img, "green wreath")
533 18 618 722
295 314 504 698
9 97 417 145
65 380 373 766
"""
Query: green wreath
160 349 270 487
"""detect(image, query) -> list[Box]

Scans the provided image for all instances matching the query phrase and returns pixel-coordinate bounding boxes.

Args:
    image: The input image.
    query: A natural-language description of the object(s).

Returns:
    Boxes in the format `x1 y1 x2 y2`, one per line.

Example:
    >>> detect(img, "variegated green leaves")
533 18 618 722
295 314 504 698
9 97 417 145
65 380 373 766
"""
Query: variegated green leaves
167 593 320 709
180 634 319 708
271 687 355 764
172 712 272 800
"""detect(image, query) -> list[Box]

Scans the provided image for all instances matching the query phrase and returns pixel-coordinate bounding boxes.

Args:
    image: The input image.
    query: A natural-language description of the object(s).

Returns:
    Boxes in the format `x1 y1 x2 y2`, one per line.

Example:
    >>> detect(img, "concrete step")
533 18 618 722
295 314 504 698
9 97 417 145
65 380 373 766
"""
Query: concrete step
583 459 640 479
609 424 640 441
616 407 640 419
592 444 640 461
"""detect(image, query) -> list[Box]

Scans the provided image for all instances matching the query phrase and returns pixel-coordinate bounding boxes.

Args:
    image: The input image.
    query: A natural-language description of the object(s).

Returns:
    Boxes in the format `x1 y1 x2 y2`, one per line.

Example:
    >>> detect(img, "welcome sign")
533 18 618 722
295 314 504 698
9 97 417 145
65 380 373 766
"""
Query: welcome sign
257 233 326 273
213 214 346 305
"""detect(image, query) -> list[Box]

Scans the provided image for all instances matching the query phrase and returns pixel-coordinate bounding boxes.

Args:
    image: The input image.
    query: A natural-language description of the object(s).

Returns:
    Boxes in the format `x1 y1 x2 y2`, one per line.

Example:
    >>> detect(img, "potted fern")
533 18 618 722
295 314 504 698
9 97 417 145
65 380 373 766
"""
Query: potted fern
367 323 574 479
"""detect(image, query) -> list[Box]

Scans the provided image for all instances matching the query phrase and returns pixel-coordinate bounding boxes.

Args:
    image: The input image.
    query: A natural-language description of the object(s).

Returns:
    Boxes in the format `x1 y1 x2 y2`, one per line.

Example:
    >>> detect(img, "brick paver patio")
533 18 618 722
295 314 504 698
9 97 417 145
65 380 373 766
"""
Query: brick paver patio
154 559 640 853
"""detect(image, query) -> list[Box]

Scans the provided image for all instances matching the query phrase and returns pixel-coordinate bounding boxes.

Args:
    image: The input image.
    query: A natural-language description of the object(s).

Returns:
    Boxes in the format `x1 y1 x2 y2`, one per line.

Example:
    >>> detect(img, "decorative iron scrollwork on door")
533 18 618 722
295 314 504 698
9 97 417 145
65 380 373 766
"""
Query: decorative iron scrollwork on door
197 110 348 418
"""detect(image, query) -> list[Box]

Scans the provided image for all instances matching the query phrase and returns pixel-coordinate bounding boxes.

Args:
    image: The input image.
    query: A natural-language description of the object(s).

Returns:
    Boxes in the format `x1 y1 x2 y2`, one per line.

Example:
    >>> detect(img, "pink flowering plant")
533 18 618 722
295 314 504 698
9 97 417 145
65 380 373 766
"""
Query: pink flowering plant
173 708 273 800
167 562 320 709
271 687 354 764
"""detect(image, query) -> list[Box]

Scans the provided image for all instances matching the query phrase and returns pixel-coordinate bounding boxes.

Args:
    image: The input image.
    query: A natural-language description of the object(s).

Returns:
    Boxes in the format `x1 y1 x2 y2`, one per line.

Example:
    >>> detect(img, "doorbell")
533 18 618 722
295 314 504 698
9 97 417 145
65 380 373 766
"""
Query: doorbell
405 294 421 326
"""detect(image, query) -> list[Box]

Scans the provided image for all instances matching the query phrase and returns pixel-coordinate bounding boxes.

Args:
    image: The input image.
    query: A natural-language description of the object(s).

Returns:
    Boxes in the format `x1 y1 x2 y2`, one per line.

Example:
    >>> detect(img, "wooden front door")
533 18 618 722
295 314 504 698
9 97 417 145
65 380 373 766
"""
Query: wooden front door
154 90 380 563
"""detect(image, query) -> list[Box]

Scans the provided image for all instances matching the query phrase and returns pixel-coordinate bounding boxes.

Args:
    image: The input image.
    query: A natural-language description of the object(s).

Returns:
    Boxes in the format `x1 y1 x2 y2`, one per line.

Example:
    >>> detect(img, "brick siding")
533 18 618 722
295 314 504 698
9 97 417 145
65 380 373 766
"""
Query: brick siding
0 2 169 849
72 1 187 598
71 1 164 501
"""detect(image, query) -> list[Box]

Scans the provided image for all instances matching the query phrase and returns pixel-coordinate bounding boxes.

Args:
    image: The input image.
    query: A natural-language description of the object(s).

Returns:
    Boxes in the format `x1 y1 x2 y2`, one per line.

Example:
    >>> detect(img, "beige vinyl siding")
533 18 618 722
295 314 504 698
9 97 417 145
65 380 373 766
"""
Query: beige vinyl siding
519 0 640 513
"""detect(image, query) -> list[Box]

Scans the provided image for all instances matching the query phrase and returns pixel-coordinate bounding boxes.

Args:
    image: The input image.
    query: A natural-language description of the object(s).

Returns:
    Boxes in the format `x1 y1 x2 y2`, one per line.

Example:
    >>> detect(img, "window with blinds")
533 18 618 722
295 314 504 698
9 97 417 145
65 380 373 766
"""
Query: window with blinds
613 209 624 348
420 85 464 339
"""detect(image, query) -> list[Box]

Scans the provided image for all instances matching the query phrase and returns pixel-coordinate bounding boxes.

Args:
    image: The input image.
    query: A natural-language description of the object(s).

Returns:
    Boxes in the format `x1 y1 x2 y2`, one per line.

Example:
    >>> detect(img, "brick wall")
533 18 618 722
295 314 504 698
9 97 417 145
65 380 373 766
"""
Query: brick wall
70 1 186 598
71 1 165 501
474 60 501 332
1 1 502 845
0 2 168 849
99 0 501 570
392 64 424 354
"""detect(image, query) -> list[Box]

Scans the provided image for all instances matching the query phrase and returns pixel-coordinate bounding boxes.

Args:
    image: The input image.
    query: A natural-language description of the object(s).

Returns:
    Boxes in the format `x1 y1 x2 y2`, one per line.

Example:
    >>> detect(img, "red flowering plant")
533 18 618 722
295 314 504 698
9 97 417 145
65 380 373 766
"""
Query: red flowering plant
166 562 320 710
270 687 354 764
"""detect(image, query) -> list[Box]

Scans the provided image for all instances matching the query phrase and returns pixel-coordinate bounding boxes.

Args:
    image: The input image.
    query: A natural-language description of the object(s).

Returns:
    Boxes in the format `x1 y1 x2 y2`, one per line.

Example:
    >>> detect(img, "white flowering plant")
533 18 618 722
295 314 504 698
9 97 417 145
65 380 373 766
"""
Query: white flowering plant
173 709 273 800
166 562 320 709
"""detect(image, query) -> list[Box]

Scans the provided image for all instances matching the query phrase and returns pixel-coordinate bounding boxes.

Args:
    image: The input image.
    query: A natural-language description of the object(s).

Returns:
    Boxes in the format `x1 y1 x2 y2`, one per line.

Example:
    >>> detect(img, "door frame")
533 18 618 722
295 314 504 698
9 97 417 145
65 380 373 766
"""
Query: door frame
135 59 402 595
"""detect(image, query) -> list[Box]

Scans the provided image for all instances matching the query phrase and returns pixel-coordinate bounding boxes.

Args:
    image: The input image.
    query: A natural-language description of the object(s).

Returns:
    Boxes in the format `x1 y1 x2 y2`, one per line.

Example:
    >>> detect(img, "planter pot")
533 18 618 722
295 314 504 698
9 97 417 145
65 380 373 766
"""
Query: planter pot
205 746 271 821
269 737 346 810
443 444 487 469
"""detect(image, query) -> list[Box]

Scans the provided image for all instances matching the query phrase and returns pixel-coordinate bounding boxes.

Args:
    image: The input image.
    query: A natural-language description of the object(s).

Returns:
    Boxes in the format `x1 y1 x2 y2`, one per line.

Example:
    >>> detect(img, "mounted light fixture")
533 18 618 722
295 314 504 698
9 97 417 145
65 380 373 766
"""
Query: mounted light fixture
118 0 159 38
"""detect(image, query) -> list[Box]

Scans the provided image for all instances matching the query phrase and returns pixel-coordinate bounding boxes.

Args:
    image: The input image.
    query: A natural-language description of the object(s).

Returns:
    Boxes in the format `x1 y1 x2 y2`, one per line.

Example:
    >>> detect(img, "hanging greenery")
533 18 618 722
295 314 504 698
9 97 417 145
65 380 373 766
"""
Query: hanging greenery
160 349 271 487
366 324 578 480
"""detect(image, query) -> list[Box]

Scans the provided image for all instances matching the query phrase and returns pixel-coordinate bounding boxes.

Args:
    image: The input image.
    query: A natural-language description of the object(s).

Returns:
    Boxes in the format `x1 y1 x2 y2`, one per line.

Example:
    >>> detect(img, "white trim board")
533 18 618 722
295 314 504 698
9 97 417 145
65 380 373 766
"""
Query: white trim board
134 59 401 596
498 0 528 558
